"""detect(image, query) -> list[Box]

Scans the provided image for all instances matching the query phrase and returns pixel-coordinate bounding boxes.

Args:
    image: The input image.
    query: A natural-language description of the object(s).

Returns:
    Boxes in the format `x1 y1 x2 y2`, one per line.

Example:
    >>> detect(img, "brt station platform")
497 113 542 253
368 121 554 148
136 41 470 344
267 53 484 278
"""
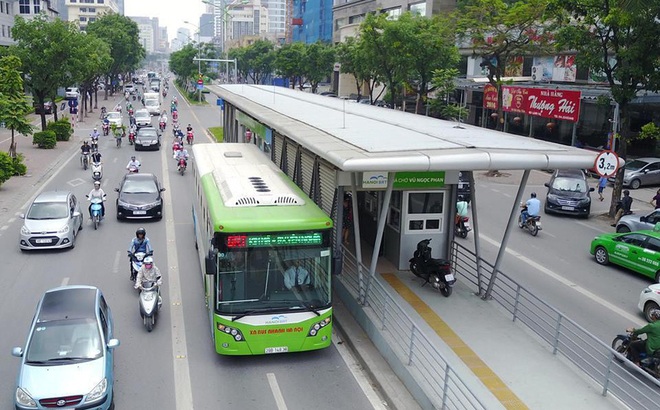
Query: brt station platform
208 84 645 409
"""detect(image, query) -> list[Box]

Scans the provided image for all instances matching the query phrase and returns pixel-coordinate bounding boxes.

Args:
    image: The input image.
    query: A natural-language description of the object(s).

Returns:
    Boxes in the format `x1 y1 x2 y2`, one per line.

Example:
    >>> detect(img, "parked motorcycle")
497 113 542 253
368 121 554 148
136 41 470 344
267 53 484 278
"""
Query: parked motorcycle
138 279 162 332
186 130 194 145
91 161 103 181
128 251 152 282
518 205 542 236
86 195 105 230
177 157 187 176
455 216 471 239
409 238 455 297
612 330 660 378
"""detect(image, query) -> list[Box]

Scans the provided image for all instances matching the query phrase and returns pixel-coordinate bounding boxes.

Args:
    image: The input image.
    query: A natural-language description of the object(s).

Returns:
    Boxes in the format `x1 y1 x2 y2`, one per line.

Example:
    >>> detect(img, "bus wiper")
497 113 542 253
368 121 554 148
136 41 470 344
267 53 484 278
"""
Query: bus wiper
231 304 289 322
297 301 321 316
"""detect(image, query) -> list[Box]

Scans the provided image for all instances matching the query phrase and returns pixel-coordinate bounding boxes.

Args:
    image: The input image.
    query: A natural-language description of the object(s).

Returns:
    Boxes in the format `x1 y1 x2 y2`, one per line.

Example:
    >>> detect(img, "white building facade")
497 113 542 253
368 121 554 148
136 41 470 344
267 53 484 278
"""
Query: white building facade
65 0 118 30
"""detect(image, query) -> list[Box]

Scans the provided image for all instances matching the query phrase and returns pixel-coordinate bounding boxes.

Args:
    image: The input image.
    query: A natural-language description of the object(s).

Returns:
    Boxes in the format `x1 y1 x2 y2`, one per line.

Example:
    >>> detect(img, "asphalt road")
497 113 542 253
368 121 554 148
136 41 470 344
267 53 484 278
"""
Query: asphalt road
466 171 656 344
0 87 380 410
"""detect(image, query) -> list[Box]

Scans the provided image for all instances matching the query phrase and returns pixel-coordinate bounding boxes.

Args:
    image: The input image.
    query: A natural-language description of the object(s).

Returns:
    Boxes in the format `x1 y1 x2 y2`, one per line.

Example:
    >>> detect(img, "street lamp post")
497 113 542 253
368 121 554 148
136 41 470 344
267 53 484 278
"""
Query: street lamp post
202 0 250 83
183 22 206 102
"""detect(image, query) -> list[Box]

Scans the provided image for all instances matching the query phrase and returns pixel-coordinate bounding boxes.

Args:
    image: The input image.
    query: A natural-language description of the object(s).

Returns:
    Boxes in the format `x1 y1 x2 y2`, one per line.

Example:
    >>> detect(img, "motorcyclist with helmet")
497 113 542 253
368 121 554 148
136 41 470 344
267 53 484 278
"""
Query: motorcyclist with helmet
626 309 660 366
126 155 141 172
80 141 91 167
87 180 106 218
134 255 163 306
521 192 541 225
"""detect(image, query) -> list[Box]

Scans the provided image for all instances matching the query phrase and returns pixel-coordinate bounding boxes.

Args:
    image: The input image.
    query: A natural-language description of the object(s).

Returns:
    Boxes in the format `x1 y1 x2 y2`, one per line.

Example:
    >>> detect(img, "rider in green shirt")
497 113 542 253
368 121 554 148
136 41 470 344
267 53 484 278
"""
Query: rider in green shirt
627 310 660 364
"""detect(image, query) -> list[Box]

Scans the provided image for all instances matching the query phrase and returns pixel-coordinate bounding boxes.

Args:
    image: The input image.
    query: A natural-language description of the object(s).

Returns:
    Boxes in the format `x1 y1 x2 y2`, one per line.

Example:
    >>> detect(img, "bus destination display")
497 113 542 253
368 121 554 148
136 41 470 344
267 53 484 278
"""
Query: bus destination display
226 233 323 248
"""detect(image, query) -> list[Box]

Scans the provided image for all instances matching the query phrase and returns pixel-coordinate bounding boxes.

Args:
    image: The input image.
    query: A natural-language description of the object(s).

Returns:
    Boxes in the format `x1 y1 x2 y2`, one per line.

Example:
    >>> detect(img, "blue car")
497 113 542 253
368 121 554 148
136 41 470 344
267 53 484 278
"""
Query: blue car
12 286 119 409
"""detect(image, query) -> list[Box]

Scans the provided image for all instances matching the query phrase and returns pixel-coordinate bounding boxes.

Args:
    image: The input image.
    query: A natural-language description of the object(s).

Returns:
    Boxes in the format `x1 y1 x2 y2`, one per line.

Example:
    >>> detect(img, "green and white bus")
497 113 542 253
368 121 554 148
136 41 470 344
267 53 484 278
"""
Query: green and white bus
191 143 333 355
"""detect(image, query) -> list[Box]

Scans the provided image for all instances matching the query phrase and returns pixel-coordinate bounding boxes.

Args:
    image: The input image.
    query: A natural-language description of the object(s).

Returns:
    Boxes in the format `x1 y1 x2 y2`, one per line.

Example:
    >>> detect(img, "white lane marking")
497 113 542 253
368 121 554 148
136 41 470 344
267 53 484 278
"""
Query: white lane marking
575 220 607 233
8 217 15 223
266 373 288 410
60 277 69 286
176 88 214 144
0 225 7 231
332 330 388 409
161 141 195 409
113 157 118 163
481 234 645 326
112 250 121 274
541 230 556 238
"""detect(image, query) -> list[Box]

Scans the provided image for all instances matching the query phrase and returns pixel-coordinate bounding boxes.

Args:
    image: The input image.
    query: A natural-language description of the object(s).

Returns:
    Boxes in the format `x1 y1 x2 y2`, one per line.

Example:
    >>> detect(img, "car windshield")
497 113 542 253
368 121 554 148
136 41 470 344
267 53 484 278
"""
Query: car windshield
551 177 588 193
107 112 120 119
26 318 102 363
27 202 69 220
136 112 149 118
625 160 649 171
139 130 157 137
122 179 158 194
145 101 158 107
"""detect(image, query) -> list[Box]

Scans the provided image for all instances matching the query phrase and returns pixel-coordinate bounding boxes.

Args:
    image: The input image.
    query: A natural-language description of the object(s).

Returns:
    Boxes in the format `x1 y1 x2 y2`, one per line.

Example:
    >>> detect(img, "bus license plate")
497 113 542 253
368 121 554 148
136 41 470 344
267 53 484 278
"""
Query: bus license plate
265 346 288 354
133 210 146 215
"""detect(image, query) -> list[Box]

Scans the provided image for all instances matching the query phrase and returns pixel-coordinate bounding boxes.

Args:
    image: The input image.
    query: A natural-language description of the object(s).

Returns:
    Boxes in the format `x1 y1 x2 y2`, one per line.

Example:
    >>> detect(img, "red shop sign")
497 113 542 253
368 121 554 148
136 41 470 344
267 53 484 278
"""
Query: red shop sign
482 84 581 122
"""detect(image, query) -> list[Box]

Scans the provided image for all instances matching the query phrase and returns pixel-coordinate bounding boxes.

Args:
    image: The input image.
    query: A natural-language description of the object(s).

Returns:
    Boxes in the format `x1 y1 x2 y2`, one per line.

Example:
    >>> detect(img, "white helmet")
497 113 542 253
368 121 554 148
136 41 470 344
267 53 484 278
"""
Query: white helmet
144 256 154 267
94 181 101 187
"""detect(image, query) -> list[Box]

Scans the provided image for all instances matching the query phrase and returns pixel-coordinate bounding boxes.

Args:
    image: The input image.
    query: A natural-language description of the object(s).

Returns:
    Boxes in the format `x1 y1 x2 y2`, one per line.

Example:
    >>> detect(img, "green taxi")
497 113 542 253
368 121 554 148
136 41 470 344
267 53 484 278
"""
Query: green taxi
590 224 660 282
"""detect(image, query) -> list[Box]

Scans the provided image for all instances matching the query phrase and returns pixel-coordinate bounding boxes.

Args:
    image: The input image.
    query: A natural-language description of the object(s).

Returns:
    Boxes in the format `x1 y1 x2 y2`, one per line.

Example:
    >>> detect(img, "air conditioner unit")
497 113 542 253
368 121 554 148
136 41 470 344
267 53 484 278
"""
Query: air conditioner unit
531 65 544 82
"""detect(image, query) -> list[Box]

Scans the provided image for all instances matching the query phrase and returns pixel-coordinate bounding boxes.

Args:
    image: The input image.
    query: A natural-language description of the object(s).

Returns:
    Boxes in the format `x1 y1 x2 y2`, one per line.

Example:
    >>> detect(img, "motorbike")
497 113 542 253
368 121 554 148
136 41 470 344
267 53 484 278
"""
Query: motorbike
128 251 152 282
159 120 166 131
186 130 194 145
81 153 90 170
139 279 162 332
612 331 660 378
128 164 139 173
86 195 105 230
102 123 109 136
90 139 98 152
128 131 136 145
409 238 456 297
455 216 471 239
518 205 542 236
177 157 187 176
91 161 103 181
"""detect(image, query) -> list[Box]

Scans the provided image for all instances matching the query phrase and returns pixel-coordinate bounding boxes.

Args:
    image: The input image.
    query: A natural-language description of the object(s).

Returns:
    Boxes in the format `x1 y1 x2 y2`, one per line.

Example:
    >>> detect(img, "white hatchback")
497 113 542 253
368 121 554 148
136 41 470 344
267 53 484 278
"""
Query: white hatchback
65 87 79 100
638 284 660 322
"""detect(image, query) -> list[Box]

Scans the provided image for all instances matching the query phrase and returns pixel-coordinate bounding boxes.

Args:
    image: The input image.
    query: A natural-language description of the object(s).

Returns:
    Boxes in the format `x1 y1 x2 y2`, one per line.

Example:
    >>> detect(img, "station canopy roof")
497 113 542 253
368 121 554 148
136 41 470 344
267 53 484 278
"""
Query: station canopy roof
210 84 607 173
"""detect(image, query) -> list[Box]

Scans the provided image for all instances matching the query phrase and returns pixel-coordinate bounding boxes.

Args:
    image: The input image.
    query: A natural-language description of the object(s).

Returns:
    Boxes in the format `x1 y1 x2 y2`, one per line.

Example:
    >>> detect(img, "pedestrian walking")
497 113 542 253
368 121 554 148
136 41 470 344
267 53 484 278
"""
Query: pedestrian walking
651 188 660 209
342 193 353 246
598 176 607 201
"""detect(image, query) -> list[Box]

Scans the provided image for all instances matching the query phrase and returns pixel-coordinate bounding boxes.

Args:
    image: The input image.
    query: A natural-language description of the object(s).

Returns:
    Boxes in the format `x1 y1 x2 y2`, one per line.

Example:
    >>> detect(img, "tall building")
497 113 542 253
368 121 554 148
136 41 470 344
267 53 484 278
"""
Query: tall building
177 27 192 45
15 0 58 20
0 1 14 46
116 0 123 15
228 0 269 41
65 0 119 30
157 26 168 53
264 0 286 34
54 0 67 19
129 16 159 54
292 0 332 43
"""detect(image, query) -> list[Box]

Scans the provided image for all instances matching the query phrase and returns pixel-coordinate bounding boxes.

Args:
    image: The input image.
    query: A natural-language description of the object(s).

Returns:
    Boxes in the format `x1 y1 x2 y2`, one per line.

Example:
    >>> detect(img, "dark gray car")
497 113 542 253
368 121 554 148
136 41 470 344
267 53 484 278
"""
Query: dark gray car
134 126 160 151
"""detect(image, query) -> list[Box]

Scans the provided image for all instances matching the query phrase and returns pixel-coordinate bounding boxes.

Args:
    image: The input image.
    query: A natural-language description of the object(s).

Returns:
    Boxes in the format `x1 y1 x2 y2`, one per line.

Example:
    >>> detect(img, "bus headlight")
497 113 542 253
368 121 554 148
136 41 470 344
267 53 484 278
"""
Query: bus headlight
217 323 245 342
307 317 331 337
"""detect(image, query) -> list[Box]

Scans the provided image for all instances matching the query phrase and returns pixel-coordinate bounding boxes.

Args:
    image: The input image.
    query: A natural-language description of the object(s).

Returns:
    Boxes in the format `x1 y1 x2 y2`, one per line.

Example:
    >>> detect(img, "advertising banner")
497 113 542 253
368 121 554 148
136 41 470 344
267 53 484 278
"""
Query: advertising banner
483 84 581 122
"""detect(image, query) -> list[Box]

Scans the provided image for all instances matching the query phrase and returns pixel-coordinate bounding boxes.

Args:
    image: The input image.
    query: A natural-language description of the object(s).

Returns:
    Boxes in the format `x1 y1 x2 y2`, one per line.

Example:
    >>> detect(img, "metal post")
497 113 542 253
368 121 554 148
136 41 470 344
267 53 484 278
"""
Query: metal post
198 46 202 103
407 326 416 365
552 314 563 355
467 171 484 295
364 172 394 305
483 169 530 299
350 173 364 302
441 365 451 407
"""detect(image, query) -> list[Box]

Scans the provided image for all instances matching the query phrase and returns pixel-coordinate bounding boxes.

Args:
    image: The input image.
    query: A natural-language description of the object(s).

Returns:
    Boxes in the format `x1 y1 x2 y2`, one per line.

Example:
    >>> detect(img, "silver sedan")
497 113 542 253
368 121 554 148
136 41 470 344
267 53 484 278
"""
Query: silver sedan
615 209 660 233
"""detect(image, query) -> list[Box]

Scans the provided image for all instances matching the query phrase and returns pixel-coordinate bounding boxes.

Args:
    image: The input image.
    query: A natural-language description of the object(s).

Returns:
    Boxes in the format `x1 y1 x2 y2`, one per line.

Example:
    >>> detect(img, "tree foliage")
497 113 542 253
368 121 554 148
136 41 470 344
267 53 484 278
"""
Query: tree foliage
298 42 335 93
551 0 660 215
170 44 199 88
244 40 276 84
0 55 33 157
275 42 306 89
455 0 553 129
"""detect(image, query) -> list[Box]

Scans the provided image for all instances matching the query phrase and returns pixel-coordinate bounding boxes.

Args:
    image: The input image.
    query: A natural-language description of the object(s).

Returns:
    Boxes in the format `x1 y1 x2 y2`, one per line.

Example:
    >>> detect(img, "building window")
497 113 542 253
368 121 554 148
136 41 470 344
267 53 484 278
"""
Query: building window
89 7 95 12
79 16 87 22
1 2 4 14
19 0 29 14
409 2 425 16
80 7 87 12
2 25 5 37
89 17 96 22
383 7 401 20
7 26 10 37
33 0 40 14
348 14 364 25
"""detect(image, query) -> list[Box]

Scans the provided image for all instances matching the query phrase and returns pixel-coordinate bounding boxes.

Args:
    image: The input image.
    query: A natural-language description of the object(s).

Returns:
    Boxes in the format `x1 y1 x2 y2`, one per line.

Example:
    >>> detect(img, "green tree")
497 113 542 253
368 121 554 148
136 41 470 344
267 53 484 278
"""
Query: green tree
300 42 335 94
0 55 33 158
395 13 460 114
10 16 81 130
169 44 199 89
228 47 249 83
336 36 385 103
71 35 112 117
551 0 660 215
244 40 276 84
275 42 306 89
0 151 14 186
455 0 553 130
86 14 145 96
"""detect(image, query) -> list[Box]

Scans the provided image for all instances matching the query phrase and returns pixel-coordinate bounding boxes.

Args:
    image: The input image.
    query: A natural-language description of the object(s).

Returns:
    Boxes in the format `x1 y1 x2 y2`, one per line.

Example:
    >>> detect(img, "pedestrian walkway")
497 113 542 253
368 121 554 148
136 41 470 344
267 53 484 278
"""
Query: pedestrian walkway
335 244 626 410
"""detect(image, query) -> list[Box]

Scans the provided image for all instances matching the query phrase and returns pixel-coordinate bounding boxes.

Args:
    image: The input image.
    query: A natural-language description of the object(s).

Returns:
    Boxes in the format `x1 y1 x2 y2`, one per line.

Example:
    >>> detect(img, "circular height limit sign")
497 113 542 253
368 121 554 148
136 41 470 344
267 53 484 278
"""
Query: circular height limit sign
594 150 620 178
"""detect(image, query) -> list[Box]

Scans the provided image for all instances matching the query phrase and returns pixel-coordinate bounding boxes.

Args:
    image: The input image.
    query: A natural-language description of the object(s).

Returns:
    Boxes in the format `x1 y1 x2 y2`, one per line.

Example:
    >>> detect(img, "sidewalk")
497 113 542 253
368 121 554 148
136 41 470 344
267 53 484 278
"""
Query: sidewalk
0 101 119 228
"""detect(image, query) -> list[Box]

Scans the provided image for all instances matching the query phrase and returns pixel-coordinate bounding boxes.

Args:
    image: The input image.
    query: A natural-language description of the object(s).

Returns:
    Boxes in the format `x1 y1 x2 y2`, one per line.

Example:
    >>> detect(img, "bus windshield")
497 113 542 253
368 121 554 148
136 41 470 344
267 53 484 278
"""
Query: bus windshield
215 246 331 315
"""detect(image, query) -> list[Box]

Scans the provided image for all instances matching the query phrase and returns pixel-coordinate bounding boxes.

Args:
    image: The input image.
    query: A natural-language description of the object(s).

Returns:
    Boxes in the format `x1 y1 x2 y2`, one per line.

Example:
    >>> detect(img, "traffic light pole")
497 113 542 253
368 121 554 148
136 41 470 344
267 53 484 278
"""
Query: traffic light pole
193 57 238 84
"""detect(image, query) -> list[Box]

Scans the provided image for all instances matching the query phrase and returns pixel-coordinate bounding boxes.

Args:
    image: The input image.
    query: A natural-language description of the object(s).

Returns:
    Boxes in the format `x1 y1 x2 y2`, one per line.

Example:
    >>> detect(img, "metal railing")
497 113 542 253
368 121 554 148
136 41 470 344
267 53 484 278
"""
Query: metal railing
339 247 488 410
450 241 660 410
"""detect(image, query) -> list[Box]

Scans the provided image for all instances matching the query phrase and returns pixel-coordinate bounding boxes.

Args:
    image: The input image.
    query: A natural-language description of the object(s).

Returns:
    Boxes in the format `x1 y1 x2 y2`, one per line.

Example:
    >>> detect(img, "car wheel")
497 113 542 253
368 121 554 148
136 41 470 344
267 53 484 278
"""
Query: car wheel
630 179 641 189
616 225 631 233
594 246 609 265
645 301 660 322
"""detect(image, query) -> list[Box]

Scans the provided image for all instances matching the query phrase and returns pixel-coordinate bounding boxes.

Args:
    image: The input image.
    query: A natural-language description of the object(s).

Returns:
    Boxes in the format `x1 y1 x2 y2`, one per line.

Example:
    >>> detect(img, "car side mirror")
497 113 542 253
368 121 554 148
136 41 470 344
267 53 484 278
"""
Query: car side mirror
641 216 647 222
19 213 25 219
205 252 217 275
11 347 23 357
160 188 166 192
114 188 119 192
544 183 549 188
107 339 120 349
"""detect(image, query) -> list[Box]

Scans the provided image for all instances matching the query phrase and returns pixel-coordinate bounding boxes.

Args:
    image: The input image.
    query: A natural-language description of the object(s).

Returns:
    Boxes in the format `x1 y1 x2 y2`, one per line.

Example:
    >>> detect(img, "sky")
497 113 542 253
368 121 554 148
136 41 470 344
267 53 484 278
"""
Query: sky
125 0 207 42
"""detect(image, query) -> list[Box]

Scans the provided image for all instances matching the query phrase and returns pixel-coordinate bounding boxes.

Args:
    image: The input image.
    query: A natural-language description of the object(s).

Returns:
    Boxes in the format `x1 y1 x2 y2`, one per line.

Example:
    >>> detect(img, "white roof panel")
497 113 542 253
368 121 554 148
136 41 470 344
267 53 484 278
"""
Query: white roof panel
210 84 619 172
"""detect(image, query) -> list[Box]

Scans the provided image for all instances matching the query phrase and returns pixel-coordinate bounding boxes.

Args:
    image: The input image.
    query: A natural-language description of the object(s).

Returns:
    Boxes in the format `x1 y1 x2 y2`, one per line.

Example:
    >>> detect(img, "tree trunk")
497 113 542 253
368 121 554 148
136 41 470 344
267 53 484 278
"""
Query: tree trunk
609 103 630 217
9 128 16 158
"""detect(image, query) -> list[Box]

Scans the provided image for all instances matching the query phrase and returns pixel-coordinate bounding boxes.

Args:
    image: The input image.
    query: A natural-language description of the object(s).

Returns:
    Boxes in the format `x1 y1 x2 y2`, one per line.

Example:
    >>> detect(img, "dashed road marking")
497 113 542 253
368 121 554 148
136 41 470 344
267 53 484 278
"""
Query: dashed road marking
67 178 86 187
266 373 288 410
60 277 70 286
